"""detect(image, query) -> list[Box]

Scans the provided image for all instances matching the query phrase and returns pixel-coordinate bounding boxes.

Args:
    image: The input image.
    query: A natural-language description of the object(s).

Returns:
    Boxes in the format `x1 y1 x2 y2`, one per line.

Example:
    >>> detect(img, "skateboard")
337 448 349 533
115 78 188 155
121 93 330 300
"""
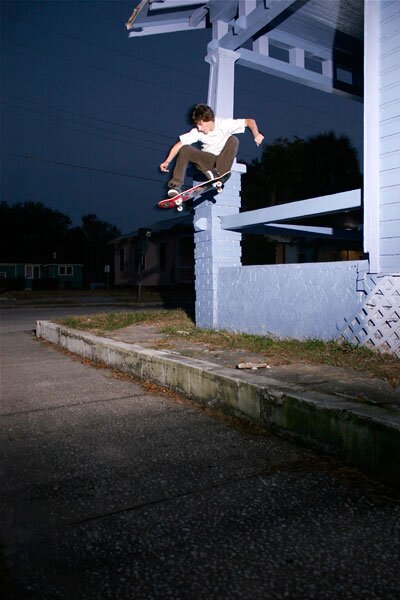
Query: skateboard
158 172 231 212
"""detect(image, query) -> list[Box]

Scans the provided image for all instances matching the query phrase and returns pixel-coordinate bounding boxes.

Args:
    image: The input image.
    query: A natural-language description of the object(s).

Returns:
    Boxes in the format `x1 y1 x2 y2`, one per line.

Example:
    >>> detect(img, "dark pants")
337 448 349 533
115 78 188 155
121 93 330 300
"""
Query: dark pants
168 136 239 187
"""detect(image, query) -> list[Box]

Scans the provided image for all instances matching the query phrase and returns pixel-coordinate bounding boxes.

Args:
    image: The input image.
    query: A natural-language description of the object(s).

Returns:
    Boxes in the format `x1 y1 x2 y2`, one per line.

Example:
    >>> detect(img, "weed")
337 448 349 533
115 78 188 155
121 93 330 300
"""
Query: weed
57 309 399 386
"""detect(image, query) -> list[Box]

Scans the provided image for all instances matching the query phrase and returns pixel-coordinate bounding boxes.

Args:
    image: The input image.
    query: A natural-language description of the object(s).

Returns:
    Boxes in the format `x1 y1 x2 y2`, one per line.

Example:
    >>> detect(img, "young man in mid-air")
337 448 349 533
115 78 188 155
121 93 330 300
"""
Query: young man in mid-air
159 104 264 197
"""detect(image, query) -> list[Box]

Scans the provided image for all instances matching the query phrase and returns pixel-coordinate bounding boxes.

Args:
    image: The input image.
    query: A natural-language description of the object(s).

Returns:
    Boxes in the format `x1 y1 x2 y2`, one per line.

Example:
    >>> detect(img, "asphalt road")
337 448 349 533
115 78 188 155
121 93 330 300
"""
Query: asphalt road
1 307 400 599
0 305 145 333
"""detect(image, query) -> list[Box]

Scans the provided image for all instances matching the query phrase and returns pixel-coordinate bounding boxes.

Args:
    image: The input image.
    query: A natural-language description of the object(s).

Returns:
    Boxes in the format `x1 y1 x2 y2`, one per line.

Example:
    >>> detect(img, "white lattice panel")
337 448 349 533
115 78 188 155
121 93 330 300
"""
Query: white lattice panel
340 275 400 358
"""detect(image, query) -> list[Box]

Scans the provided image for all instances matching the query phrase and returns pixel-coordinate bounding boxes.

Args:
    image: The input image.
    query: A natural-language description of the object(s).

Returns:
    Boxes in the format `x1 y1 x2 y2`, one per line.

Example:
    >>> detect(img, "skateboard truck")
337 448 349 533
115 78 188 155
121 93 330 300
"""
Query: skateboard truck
157 171 231 212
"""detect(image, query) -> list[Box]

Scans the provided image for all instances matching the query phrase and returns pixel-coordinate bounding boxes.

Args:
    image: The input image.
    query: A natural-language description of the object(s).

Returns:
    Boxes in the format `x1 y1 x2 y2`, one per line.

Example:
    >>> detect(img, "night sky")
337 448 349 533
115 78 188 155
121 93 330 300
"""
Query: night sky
1 0 363 234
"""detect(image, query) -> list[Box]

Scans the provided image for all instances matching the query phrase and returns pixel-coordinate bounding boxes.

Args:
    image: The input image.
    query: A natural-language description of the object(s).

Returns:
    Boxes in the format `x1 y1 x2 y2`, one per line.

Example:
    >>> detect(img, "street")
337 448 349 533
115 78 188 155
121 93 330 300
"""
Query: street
1 306 400 599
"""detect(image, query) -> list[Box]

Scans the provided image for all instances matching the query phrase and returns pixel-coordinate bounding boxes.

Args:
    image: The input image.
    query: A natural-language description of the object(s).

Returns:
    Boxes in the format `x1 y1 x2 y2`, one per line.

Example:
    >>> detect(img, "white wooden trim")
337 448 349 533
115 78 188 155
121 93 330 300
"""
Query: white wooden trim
128 20 206 37
219 0 298 50
221 189 361 231
206 45 240 117
237 48 362 101
149 0 207 10
363 0 380 273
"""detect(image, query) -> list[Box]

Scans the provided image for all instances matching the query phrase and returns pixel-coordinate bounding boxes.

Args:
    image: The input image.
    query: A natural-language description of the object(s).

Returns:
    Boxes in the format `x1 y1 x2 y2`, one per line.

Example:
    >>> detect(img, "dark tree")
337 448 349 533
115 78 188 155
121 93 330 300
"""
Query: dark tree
241 131 362 211
0 202 121 287
240 132 362 265
79 214 120 284
0 201 72 262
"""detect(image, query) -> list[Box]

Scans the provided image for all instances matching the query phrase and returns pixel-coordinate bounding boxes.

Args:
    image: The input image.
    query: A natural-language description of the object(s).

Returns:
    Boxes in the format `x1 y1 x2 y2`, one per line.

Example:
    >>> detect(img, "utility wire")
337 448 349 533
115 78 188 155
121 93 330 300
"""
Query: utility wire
1 151 166 184
1 12 209 82
1 108 170 154
4 38 203 99
1 91 361 146
1 101 171 150
2 12 363 125
2 93 177 142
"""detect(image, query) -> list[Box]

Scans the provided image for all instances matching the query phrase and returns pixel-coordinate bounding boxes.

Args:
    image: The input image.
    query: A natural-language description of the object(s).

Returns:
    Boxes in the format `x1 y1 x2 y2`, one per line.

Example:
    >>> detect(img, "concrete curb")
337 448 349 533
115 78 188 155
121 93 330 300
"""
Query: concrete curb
36 320 400 485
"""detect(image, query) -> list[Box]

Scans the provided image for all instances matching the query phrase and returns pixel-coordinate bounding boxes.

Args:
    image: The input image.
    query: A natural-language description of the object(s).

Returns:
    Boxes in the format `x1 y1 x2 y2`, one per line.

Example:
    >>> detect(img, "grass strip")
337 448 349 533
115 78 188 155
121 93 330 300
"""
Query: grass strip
57 310 399 386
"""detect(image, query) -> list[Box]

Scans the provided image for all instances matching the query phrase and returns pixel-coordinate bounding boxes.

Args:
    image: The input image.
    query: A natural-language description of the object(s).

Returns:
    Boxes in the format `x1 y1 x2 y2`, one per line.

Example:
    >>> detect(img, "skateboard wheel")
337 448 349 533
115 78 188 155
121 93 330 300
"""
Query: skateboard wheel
177 205 183 212
217 187 223 193
215 181 222 188
175 198 183 206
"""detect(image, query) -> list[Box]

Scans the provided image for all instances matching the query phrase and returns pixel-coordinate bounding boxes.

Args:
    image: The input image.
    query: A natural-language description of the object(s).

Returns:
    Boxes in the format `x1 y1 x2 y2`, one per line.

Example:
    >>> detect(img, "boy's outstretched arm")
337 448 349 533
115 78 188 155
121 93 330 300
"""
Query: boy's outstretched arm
160 141 183 172
245 119 264 146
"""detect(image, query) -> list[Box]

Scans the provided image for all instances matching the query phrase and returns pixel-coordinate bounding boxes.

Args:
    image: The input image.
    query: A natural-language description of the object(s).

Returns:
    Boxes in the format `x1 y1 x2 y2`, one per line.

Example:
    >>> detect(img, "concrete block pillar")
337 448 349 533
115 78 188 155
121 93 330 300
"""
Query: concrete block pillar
194 168 244 329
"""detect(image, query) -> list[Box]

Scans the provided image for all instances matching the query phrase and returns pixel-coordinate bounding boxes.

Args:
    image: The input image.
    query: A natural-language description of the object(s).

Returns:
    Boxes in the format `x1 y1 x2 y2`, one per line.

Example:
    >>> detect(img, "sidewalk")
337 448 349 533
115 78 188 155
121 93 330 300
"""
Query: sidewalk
4 317 400 598
36 320 400 485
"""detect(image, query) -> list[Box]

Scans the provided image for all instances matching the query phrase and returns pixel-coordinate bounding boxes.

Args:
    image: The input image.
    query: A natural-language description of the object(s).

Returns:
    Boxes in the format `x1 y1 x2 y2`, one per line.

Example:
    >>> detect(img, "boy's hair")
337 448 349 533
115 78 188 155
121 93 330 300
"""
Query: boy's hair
192 104 215 124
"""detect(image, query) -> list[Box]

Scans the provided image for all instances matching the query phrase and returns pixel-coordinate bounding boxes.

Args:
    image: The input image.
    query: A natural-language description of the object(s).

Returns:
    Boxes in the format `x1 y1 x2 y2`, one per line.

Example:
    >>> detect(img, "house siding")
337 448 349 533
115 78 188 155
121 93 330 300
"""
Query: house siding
0 263 83 289
113 228 194 287
379 1 400 272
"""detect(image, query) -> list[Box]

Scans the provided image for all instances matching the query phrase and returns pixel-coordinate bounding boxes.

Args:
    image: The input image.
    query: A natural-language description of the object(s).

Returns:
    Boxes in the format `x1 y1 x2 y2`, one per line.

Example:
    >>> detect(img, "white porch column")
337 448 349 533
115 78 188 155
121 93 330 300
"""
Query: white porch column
194 41 244 329
206 44 240 117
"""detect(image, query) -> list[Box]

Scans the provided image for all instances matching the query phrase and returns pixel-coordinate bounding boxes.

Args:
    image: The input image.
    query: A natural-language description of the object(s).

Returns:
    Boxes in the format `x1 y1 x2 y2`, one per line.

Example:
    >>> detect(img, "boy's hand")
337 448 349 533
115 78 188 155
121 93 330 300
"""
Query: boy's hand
254 133 264 146
160 161 170 172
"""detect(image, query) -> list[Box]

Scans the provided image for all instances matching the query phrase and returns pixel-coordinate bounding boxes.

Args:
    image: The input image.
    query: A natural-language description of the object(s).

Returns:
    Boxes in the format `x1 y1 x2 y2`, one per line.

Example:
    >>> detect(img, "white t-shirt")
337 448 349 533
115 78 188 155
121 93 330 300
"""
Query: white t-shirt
179 117 246 156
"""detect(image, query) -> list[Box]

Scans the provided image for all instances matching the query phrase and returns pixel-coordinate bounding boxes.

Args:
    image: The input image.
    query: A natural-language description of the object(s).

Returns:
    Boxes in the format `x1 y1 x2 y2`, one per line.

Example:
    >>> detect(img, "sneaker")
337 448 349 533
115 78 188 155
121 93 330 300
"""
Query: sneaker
204 169 220 181
167 186 181 198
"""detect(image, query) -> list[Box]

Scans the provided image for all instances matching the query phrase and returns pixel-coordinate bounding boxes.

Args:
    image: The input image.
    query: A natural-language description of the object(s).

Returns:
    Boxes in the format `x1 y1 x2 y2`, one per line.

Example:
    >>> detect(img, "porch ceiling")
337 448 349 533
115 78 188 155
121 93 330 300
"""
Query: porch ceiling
127 0 363 98
128 0 363 42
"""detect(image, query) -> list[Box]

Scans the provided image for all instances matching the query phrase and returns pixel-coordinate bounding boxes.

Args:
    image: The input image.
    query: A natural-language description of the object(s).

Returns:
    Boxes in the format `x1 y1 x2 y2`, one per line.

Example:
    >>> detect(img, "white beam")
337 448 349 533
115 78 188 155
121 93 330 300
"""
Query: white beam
149 0 208 10
221 189 362 231
363 0 380 273
218 0 298 51
189 5 208 27
238 0 257 18
263 223 362 240
261 30 332 61
128 19 206 37
237 48 362 100
253 34 269 56
289 46 305 68
209 0 238 22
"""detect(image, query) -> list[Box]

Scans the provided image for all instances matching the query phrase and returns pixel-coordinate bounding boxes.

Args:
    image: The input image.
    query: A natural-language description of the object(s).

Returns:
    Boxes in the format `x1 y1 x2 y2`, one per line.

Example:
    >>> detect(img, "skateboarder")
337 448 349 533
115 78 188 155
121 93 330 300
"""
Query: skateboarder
159 104 264 197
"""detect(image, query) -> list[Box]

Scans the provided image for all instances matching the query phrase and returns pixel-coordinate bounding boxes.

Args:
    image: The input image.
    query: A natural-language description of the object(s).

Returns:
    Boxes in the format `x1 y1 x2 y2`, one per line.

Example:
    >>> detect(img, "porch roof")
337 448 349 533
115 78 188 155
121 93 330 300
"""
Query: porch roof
112 214 193 244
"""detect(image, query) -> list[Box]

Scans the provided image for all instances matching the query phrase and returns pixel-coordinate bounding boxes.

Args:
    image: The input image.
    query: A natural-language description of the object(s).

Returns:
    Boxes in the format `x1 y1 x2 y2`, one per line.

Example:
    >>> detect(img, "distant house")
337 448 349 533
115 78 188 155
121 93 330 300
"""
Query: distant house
111 216 194 288
0 262 84 290
111 213 363 288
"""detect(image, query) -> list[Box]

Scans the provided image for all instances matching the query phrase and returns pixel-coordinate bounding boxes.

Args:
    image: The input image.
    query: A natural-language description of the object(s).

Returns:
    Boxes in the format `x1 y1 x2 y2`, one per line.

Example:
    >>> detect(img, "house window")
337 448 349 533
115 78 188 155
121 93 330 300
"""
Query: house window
159 242 167 271
119 248 125 272
59 265 73 276
25 265 40 279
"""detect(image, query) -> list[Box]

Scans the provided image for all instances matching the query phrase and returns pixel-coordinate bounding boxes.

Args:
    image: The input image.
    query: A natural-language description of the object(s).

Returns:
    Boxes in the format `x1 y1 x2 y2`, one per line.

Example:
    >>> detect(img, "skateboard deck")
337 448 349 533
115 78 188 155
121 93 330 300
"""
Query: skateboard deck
158 172 231 211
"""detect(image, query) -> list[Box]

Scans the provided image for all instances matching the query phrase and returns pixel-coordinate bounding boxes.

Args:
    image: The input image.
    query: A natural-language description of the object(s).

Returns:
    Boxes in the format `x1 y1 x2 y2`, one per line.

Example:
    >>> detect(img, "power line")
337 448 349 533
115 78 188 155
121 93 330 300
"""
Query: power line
1 151 167 184
1 91 362 147
1 12 209 83
4 38 204 99
1 108 171 155
2 93 177 142
1 12 364 126
1 101 171 150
